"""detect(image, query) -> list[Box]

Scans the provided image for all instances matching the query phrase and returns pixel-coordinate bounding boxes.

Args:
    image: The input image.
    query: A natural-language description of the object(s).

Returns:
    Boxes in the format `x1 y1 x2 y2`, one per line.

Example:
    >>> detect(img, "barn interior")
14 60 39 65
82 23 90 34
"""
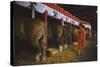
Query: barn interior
11 1 97 65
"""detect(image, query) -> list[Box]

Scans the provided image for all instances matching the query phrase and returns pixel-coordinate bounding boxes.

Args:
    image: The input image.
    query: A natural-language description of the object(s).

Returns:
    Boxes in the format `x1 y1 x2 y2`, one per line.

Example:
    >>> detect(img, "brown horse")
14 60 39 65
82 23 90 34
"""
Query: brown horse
48 17 64 52
15 17 46 62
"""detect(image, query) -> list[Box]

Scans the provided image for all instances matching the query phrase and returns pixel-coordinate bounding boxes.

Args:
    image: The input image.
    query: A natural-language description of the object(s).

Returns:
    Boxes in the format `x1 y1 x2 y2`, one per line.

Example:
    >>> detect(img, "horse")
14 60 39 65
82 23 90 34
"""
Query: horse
63 24 69 48
15 17 47 62
48 17 64 52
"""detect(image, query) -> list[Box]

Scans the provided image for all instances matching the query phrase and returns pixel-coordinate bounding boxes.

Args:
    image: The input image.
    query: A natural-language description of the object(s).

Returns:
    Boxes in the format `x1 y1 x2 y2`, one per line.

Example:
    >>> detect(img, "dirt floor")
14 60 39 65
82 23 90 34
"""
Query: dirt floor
15 41 97 65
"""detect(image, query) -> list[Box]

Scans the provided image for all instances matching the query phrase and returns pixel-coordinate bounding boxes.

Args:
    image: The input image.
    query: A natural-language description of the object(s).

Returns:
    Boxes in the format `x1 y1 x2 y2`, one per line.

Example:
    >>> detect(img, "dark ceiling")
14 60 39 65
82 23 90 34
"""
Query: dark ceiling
58 4 97 32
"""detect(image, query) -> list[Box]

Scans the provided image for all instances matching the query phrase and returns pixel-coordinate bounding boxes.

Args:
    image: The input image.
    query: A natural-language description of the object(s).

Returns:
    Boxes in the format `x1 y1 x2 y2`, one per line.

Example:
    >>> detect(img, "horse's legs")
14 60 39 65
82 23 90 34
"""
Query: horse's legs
39 35 46 61
32 37 46 62
32 40 41 62
57 37 63 52
63 36 68 48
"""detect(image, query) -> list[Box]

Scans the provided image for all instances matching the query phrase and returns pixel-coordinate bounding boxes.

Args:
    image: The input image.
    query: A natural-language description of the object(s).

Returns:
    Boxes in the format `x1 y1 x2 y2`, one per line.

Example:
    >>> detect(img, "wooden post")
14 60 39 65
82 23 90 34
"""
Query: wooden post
59 19 64 52
44 12 48 50
70 24 72 45
61 19 64 46
42 11 48 61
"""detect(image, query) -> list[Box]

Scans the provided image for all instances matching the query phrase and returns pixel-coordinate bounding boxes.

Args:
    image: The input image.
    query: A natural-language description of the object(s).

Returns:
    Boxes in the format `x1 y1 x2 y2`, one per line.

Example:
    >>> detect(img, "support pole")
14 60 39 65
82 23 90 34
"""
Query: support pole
59 19 64 52
70 24 72 45
42 11 48 61
61 19 64 46
44 12 48 50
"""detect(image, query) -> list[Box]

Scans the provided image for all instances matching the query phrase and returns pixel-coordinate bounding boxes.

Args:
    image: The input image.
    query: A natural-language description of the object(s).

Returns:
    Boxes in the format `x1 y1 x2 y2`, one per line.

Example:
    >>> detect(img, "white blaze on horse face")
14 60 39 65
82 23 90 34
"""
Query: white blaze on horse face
59 45 63 52
36 53 41 62
64 44 68 48
36 55 39 62
42 55 46 61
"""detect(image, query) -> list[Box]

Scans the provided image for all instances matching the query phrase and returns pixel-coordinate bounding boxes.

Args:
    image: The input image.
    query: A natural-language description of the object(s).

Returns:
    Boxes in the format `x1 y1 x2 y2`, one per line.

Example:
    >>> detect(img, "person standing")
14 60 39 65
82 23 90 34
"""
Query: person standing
78 25 86 55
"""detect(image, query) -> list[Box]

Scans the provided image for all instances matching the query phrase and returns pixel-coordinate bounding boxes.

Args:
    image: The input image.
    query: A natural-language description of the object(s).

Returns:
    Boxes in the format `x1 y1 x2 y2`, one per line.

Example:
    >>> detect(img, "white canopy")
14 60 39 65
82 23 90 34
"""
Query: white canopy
16 1 31 7
15 1 92 29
